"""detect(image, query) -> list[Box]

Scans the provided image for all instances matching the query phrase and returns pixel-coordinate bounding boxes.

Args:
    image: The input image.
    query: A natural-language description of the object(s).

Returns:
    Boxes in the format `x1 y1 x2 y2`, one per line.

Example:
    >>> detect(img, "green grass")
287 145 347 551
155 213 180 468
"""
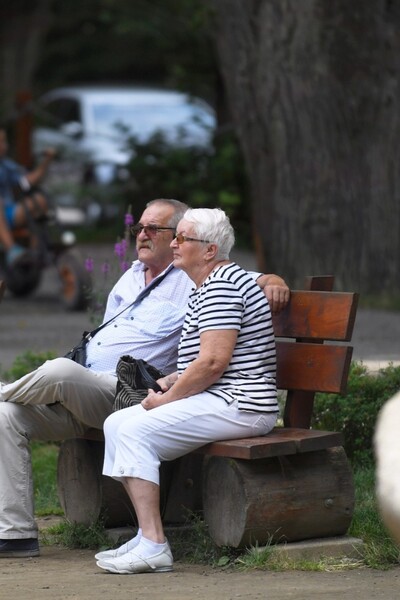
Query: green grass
349 467 400 569
32 441 399 570
5 352 397 570
41 519 112 550
32 441 63 516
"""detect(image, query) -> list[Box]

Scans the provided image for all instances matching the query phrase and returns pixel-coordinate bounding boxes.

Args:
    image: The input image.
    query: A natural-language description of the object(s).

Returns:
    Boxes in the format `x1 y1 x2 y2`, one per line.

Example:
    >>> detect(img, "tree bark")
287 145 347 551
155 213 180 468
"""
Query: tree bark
203 447 354 548
0 1 53 125
209 0 400 294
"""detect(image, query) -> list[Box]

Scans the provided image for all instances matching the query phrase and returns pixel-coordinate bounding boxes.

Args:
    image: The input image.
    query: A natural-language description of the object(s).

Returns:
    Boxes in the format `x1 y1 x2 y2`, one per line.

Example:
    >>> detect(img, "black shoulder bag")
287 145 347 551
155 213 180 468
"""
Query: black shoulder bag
113 356 164 411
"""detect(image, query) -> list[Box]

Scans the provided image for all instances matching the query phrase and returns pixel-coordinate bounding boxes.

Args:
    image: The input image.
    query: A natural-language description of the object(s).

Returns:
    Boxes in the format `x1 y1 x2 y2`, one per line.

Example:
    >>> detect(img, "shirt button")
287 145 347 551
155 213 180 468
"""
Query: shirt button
97 341 101 345
119 467 124 474
130 317 134 320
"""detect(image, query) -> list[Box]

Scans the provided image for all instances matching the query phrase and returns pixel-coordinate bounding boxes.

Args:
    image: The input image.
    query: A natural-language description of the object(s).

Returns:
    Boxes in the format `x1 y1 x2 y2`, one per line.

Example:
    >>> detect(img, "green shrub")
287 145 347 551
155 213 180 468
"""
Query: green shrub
123 128 251 246
2 350 57 382
312 362 400 467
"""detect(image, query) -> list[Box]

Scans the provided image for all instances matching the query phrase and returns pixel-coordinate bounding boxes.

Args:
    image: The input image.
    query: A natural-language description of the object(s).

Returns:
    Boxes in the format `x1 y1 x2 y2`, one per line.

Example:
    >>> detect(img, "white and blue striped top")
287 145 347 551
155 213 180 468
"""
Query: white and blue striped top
177 262 278 413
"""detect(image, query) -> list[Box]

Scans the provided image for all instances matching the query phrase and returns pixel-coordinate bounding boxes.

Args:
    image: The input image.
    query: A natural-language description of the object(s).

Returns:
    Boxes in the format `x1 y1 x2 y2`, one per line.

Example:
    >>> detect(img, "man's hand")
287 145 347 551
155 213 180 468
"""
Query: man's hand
257 274 290 314
264 283 290 314
43 148 57 160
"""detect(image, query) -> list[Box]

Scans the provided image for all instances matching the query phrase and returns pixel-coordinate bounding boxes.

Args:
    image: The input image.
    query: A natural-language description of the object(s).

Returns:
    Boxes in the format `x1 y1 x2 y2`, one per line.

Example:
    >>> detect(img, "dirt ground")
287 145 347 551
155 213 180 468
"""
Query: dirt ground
0 518 398 600
1 542 400 600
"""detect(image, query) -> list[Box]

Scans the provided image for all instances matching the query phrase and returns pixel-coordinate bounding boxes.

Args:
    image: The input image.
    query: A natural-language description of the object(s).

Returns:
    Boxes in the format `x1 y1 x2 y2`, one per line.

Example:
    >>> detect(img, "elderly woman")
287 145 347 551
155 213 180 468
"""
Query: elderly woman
96 208 278 574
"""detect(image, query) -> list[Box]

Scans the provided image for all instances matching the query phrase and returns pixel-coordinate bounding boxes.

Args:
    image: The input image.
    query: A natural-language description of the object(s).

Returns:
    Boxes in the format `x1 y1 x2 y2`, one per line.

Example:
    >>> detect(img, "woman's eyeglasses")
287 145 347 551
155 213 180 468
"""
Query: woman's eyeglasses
173 233 210 244
130 224 176 237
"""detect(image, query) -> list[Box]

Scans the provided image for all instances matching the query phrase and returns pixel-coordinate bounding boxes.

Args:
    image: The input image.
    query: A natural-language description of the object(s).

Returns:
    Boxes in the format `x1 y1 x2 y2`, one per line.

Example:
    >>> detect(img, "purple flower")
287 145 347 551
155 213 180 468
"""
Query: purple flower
85 257 94 273
124 213 134 227
101 261 110 275
115 239 128 259
120 260 130 272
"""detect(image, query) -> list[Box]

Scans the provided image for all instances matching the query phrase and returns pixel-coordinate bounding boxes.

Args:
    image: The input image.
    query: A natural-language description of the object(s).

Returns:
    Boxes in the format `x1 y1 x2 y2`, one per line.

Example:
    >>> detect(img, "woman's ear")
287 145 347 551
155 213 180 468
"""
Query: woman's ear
205 243 218 260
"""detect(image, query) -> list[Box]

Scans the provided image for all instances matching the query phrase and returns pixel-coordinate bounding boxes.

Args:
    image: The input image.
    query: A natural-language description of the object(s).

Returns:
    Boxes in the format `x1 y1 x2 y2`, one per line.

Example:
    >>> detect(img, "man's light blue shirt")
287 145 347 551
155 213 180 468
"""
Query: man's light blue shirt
85 260 194 375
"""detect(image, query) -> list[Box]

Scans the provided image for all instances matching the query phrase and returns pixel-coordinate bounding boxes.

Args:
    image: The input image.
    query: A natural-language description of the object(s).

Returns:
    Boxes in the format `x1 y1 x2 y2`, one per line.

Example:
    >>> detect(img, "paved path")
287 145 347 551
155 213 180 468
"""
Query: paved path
0 244 399 373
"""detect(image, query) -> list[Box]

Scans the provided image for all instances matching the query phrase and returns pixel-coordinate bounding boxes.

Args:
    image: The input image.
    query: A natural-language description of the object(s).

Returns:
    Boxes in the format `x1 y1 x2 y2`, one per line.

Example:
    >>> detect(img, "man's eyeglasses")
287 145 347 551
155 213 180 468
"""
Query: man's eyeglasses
173 233 210 244
130 224 176 237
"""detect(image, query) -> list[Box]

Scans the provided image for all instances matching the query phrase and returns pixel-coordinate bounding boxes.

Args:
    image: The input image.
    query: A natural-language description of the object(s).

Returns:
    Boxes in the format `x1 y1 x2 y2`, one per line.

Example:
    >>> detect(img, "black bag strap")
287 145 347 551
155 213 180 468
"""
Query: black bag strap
82 263 174 342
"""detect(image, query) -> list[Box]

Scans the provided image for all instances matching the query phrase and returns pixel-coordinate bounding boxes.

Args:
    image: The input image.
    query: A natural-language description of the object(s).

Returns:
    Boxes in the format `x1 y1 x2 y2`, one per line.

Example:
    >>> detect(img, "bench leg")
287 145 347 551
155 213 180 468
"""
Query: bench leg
57 440 203 527
202 447 355 548
57 439 135 527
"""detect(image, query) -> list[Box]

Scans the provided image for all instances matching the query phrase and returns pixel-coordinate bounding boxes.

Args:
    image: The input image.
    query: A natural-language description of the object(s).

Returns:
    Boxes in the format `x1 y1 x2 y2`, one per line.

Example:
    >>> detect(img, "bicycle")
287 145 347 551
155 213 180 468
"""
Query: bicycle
0 202 91 311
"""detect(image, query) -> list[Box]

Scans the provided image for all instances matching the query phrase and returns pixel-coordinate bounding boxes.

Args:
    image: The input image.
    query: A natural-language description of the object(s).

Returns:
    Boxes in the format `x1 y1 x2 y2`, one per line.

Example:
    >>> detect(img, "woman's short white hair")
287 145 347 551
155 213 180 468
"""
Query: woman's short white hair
183 208 235 260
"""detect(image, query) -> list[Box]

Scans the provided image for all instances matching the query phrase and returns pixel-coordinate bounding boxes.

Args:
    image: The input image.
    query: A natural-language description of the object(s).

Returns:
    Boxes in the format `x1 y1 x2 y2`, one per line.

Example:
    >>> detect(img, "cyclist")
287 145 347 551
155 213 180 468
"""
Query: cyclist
0 125 56 266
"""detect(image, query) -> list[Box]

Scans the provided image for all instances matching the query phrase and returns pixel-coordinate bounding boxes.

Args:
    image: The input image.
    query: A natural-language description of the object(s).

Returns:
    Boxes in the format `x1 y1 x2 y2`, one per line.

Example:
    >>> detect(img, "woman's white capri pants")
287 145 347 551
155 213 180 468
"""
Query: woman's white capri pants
103 391 277 485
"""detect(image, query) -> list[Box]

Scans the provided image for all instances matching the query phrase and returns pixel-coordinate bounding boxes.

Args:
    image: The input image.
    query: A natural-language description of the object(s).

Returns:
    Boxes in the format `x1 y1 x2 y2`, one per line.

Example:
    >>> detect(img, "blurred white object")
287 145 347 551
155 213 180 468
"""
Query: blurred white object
60 230 76 246
374 390 400 544
55 206 86 227
33 85 216 184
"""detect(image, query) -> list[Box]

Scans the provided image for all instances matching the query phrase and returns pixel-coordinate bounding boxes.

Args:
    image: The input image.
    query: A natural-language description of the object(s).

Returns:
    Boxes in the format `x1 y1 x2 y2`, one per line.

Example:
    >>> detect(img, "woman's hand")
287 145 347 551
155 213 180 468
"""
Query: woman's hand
156 373 177 393
141 389 165 410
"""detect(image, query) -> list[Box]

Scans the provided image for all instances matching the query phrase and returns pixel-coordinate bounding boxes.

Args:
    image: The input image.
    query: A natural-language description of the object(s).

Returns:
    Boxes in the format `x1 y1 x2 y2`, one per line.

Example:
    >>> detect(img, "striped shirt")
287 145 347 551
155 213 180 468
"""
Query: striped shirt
177 262 278 413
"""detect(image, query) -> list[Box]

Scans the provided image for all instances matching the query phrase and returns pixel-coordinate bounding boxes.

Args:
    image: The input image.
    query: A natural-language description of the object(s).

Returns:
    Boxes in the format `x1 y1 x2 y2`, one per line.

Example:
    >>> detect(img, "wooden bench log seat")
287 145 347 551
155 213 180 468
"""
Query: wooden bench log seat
57 276 359 548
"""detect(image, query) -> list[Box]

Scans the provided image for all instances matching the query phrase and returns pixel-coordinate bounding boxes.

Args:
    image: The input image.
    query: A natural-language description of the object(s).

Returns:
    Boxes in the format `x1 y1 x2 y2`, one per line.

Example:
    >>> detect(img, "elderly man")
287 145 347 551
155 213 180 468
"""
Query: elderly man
0 198 289 558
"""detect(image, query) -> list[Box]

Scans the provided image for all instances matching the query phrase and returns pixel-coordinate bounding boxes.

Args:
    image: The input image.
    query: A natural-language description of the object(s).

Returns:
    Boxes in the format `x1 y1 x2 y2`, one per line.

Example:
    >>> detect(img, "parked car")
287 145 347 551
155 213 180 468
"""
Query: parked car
33 86 216 223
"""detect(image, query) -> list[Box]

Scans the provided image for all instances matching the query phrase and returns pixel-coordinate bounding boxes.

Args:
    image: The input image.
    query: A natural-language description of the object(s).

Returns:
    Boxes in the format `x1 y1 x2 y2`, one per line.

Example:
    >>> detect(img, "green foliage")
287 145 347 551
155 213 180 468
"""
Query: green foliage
312 362 400 467
31 446 400 569
124 129 251 245
349 467 400 569
41 519 112 550
167 511 238 565
2 350 57 382
36 0 216 102
32 442 62 516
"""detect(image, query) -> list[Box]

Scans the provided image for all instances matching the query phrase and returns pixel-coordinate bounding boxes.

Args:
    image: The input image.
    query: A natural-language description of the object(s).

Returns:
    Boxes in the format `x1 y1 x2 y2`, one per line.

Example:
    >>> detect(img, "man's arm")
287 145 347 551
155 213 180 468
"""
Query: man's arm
24 148 57 188
257 273 290 314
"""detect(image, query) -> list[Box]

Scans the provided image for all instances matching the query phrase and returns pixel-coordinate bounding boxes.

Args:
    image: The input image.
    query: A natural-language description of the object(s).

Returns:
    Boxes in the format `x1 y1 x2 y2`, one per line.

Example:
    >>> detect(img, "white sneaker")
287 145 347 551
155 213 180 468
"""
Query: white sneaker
96 541 173 574
94 535 140 561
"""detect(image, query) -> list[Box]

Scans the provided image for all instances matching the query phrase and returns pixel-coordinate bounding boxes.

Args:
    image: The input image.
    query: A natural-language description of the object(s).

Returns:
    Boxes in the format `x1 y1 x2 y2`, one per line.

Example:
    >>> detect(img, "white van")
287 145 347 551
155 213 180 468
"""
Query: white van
33 85 216 186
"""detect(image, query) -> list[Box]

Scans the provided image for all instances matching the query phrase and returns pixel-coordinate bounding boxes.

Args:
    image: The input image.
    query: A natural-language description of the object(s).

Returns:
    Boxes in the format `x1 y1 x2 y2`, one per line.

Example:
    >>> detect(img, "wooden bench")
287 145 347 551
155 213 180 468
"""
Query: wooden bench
57 276 359 548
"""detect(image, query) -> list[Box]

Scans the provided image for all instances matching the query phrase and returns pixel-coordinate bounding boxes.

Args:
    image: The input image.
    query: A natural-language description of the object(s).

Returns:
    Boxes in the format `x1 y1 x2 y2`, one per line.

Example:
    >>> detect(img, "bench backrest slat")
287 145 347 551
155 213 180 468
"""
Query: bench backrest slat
272 291 358 342
276 342 353 394
271 284 358 429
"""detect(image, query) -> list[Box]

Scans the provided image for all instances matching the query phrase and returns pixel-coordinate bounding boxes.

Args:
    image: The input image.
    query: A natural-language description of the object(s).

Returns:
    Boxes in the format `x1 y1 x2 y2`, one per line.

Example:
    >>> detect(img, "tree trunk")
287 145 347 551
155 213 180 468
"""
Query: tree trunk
0 2 53 126
209 0 400 294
